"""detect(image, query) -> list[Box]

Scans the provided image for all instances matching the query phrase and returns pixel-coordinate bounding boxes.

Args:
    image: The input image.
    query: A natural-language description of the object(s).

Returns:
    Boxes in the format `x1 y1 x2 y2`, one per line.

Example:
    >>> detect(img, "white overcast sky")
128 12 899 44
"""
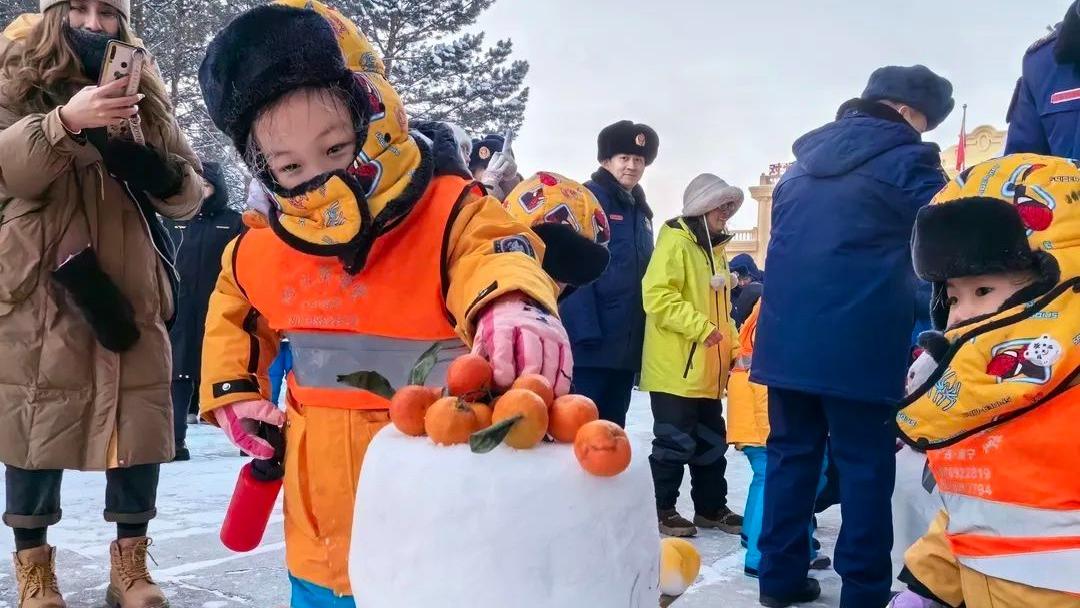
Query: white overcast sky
473 0 1066 228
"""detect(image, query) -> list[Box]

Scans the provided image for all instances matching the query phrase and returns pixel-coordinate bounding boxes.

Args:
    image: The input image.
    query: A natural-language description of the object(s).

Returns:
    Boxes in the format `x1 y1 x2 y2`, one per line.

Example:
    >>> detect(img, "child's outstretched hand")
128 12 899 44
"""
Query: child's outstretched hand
472 294 573 396
212 400 286 460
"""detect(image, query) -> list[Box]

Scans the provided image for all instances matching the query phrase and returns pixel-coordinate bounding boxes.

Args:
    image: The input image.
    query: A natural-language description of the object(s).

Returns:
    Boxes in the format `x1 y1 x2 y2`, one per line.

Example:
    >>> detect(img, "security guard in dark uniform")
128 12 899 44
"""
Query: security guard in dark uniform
1006 1 1080 156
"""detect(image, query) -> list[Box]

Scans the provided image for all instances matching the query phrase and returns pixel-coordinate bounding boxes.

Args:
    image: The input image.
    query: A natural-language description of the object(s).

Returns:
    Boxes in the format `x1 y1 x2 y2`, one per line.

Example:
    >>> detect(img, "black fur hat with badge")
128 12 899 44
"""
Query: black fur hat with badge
199 4 369 155
470 133 505 173
597 120 659 166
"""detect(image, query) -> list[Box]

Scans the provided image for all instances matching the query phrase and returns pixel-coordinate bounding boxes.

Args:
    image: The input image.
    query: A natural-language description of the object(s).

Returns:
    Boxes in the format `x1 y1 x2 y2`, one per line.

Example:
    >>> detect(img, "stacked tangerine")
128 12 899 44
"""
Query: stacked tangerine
388 354 632 477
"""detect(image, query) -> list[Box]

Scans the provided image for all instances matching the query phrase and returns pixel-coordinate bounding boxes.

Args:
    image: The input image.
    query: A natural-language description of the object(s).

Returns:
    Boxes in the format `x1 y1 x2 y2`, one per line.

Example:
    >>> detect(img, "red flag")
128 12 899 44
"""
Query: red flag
956 104 968 172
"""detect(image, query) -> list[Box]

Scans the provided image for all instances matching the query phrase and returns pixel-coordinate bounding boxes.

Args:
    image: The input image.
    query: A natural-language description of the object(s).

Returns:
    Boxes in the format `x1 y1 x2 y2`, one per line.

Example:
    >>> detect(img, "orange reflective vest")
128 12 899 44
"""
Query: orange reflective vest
232 176 475 410
926 386 1080 593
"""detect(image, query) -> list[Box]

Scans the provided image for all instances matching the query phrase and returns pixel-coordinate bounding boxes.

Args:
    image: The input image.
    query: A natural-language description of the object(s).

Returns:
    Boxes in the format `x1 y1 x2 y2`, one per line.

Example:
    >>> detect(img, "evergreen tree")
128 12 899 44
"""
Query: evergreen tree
0 0 34 26
349 0 530 134
131 0 258 206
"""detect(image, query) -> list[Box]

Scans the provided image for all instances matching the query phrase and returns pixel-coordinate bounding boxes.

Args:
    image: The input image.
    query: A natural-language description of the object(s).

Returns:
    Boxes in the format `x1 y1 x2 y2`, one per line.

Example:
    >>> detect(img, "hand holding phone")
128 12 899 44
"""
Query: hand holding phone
481 129 517 188
99 41 146 143
59 77 142 133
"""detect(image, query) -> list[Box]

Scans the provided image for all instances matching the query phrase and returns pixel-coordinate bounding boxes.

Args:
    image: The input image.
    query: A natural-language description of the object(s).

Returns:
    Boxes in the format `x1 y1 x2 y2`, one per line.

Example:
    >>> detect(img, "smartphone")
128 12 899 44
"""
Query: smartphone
100 40 146 143
99 40 144 90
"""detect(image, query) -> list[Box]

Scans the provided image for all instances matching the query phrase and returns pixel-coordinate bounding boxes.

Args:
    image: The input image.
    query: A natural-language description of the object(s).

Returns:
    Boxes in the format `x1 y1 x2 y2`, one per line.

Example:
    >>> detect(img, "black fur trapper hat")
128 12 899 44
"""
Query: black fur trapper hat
913 197 1040 282
913 197 1060 330
597 120 659 166
470 133 505 173
199 4 366 154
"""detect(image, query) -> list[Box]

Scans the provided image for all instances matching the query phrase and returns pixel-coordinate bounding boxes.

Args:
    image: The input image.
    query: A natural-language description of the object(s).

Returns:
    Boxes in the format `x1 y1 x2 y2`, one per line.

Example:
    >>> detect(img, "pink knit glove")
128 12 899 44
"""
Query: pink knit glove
213 400 286 460
472 295 573 396
889 591 940 608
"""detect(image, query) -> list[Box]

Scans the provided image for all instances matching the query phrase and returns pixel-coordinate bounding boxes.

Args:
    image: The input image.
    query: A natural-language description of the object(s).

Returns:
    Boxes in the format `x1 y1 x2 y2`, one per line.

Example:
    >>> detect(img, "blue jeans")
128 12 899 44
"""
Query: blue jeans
743 446 823 571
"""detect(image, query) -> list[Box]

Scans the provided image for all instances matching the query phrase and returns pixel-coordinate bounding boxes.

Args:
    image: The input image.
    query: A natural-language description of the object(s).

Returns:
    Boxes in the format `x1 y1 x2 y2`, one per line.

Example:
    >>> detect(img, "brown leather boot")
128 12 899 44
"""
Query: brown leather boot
105 537 169 608
12 545 66 608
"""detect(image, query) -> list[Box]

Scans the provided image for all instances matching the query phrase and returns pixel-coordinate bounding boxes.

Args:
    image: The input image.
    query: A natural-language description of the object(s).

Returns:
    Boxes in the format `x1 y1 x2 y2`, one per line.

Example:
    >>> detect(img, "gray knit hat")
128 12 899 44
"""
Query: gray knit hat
682 173 744 217
40 0 130 19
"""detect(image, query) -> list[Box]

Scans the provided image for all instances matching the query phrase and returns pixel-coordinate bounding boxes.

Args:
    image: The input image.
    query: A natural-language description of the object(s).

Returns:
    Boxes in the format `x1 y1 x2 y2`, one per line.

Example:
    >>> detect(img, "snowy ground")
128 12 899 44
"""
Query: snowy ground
0 391 844 607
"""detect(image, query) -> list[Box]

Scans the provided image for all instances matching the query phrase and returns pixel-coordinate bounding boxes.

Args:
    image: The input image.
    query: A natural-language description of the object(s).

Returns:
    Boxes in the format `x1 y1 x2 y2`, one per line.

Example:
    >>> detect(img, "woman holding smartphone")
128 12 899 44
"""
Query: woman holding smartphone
0 0 201 605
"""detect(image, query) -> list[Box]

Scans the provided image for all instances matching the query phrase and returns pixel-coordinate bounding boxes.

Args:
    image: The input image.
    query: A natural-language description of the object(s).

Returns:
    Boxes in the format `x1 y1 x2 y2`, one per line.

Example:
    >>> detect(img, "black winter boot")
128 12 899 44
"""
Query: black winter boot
695 506 744 534
658 509 697 537
760 578 821 607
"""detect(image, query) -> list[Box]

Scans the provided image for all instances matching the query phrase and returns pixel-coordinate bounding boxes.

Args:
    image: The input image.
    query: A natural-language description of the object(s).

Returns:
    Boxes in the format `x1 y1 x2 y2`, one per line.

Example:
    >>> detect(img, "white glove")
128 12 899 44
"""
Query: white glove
480 148 517 190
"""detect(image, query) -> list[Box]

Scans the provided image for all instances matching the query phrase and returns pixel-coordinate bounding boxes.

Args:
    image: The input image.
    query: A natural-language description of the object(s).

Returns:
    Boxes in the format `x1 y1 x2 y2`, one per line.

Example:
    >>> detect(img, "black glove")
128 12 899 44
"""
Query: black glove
52 248 140 353
101 139 184 199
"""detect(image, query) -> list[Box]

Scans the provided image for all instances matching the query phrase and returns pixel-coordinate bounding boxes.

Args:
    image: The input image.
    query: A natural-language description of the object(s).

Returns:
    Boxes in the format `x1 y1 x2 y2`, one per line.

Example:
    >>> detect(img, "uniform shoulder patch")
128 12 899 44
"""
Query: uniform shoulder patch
493 234 536 258
1026 24 1060 55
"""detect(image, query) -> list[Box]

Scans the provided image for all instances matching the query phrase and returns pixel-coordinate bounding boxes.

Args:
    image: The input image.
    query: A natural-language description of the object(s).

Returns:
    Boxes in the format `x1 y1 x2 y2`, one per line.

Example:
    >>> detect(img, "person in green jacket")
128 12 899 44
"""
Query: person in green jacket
641 173 744 538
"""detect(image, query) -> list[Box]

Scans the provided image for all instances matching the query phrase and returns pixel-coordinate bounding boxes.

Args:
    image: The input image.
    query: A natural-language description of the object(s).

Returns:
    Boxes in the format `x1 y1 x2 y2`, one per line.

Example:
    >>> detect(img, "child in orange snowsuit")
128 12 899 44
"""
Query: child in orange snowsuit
893 154 1080 608
196 3 569 605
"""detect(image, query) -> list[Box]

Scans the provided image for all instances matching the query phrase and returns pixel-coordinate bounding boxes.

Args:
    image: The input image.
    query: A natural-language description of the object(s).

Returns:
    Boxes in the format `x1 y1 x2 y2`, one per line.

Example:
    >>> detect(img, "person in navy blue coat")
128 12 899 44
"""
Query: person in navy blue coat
751 66 952 608
164 161 243 461
559 120 657 427
1006 1 1080 157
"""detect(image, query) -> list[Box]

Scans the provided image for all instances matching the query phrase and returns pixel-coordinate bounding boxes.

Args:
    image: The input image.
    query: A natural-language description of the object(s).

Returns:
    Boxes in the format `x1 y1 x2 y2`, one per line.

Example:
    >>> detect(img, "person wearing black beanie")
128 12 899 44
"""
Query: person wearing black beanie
750 65 953 608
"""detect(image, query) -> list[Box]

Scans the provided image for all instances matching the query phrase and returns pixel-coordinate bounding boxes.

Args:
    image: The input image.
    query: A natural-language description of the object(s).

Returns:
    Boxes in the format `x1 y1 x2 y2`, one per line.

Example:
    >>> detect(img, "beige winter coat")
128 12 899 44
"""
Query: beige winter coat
0 38 202 471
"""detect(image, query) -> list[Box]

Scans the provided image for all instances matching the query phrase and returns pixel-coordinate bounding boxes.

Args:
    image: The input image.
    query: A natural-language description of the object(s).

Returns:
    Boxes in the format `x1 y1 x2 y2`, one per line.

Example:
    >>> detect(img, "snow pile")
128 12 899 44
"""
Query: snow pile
350 426 660 607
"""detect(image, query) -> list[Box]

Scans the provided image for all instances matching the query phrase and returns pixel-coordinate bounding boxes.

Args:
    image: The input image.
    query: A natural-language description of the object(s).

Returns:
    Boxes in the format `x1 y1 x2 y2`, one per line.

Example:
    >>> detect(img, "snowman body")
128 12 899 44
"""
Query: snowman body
350 427 660 607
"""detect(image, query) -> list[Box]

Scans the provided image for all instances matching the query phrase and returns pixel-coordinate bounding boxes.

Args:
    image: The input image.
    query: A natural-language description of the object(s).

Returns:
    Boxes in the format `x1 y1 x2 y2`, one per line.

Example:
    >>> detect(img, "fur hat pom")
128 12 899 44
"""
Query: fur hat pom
597 120 659 166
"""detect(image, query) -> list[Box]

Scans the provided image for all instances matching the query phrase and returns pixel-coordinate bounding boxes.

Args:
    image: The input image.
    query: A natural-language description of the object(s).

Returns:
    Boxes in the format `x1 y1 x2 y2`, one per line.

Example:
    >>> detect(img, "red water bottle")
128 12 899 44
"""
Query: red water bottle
220 425 285 552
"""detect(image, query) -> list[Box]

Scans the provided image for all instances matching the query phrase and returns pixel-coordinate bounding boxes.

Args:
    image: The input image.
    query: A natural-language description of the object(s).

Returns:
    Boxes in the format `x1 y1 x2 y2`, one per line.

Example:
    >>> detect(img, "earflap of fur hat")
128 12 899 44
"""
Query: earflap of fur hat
532 223 610 287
